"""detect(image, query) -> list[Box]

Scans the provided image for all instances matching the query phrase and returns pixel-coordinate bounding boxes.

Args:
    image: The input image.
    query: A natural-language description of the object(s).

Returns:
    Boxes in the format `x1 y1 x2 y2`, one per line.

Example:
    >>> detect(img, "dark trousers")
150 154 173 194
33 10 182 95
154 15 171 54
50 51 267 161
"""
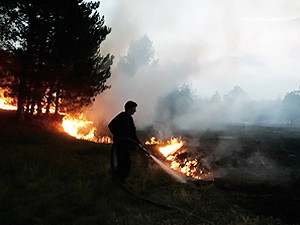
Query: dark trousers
115 141 132 182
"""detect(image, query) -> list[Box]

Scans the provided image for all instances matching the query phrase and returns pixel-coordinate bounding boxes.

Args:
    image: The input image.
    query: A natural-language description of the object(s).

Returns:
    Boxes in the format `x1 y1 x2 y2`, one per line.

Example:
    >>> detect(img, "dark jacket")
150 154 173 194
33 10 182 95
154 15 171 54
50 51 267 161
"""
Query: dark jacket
108 112 139 143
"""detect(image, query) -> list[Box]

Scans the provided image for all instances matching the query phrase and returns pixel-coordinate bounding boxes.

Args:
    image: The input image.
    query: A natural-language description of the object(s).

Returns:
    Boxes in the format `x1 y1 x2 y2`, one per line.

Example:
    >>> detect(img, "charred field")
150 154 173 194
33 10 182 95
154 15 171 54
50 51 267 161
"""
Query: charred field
1 110 300 225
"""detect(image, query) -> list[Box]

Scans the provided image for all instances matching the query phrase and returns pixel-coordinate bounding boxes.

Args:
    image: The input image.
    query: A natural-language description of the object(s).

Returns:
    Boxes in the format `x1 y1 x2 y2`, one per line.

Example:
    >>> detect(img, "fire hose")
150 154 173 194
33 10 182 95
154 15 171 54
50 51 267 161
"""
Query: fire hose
109 139 215 225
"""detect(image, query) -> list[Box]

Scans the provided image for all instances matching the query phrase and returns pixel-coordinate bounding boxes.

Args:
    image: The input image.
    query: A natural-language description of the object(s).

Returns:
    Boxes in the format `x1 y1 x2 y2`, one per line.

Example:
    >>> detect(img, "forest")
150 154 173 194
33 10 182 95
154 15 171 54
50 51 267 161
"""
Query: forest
0 0 113 119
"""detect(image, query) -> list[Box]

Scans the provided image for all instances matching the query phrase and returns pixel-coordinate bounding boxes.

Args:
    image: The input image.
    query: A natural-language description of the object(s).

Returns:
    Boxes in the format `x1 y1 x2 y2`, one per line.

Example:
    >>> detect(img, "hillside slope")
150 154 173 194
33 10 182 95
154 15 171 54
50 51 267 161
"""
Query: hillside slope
0 110 297 225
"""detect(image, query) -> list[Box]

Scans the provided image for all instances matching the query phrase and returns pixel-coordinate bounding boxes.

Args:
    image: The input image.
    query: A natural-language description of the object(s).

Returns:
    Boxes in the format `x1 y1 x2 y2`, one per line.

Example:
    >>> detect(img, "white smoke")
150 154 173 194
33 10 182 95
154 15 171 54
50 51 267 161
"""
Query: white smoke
93 1 300 134
91 32 300 137
70 0 300 187
198 136 293 185
91 34 200 132
99 0 300 99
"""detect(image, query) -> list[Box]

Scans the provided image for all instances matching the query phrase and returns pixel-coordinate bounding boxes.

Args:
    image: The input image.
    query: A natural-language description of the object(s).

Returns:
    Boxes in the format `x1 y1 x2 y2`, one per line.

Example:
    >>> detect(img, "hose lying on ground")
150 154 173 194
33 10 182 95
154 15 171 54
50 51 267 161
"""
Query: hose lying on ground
109 142 215 225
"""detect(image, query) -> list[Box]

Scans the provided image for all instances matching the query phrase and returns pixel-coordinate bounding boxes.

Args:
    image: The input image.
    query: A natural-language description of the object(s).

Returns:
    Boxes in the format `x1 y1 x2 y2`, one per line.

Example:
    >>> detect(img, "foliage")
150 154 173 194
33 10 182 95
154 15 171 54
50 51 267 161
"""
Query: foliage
153 85 300 131
156 85 194 122
117 35 156 76
282 88 300 123
0 0 113 117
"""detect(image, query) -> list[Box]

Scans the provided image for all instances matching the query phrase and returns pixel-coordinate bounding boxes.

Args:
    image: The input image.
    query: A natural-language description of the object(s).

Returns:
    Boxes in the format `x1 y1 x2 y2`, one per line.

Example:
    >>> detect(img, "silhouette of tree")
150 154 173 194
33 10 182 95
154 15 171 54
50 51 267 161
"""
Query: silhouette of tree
222 86 249 123
117 35 156 76
0 0 113 118
223 85 247 103
282 88 300 124
157 85 194 122
210 91 222 104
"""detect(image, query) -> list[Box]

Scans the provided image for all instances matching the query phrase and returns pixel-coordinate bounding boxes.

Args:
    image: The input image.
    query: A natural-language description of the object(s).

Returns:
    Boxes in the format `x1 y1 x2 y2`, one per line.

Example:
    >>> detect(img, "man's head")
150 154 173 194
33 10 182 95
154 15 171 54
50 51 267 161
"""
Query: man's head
124 100 138 115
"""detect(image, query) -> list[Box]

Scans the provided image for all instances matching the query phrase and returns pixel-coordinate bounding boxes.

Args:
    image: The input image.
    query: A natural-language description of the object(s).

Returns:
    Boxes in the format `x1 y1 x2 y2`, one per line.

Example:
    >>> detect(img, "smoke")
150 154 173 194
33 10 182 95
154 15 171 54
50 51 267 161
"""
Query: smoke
198 135 293 185
85 1 300 184
91 31 300 136
92 0 300 133
91 34 200 133
99 0 300 98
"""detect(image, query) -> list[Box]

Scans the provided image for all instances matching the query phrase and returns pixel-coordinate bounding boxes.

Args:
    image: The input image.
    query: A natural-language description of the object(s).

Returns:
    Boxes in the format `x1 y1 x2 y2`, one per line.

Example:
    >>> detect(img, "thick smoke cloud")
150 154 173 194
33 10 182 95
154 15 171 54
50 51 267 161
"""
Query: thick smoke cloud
99 0 300 100
86 1 300 184
91 32 300 136
91 34 200 132
94 0 300 132
198 135 293 185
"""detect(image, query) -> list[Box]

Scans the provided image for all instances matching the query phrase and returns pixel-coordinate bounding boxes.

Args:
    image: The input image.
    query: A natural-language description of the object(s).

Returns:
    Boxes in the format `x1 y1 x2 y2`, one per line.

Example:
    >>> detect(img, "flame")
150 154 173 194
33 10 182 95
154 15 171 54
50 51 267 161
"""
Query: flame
145 137 184 157
0 87 17 110
145 137 161 145
159 138 184 157
0 87 207 178
0 87 112 143
146 137 184 156
62 114 112 144
146 137 207 180
0 87 58 114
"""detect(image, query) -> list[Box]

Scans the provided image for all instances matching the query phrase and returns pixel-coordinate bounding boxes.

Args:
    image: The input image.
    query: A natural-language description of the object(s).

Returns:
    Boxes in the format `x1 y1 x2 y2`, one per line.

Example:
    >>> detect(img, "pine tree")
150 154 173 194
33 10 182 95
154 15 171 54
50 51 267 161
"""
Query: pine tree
0 0 113 118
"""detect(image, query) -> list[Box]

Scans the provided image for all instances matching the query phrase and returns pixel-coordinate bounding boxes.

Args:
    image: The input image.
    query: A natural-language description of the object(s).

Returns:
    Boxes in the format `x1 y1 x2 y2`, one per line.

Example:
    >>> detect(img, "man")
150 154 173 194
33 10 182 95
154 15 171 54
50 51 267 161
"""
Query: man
108 100 141 183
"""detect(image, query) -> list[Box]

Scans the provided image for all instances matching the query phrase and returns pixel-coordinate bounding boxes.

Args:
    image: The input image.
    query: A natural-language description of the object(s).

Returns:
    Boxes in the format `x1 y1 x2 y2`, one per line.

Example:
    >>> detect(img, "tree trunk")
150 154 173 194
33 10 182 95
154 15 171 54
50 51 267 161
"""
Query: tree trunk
16 77 26 120
55 89 61 115
46 93 53 115
37 101 42 116
29 102 35 116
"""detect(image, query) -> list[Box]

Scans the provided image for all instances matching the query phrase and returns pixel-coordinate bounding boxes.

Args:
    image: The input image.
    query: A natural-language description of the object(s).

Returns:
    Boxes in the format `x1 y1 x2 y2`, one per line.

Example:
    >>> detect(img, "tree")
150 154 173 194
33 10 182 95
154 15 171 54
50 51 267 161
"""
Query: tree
156 85 194 123
0 0 113 118
117 35 156 76
223 85 247 103
282 88 300 124
222 86 249 123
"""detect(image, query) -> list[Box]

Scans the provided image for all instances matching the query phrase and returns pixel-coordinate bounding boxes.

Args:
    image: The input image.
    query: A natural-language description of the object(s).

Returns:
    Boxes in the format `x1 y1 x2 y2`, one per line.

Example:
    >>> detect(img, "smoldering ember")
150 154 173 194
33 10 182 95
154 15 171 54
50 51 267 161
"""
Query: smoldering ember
1 1 300 225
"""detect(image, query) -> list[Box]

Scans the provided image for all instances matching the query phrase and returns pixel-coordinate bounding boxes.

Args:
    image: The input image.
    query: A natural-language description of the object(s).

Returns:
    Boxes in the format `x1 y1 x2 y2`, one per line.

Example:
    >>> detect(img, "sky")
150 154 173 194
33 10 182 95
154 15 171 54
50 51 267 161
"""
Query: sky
99 0 300 97
93 0 299 183
92 0 300 130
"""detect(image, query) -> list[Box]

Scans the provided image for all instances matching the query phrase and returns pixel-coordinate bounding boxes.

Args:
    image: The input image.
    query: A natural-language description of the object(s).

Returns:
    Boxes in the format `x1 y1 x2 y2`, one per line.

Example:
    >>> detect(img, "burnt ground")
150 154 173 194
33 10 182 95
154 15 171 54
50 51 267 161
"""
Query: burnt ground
1 110 300 225
142 124 300 224
192 125 300 224
208 178 299 224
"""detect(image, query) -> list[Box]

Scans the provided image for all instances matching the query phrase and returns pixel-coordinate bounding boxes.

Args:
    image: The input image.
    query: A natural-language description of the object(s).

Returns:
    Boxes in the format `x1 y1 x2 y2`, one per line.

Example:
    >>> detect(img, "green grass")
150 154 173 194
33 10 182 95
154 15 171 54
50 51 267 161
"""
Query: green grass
0 113 291 225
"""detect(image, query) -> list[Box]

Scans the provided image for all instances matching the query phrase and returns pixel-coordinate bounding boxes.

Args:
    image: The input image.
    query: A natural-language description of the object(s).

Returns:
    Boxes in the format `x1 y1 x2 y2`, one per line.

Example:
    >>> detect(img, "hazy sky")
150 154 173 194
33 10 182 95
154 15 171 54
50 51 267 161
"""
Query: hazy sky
93 1 299 179
99 0 300 100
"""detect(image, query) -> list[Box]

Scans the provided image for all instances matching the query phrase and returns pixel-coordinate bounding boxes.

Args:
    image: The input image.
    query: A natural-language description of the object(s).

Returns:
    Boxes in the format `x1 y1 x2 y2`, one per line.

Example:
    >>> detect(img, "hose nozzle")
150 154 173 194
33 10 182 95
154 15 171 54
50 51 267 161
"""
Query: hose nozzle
138 144 151 157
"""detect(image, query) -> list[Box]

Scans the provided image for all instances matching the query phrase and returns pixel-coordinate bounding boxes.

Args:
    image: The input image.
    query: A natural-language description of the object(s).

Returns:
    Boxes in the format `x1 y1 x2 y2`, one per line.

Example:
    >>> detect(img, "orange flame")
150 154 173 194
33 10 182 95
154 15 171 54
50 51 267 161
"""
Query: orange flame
146 137 206 180
159 138 184 157
145 137 184 157
0 87 17 110
62 114 112 144
0 87 111 143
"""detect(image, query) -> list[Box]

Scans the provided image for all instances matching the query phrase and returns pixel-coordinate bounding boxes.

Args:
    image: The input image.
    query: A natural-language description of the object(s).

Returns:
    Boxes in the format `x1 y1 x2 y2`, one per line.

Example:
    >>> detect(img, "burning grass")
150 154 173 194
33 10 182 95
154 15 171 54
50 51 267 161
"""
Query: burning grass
0 114 298 225
61 113 112 144
0 87 112 144
0 87 17 110
145 137 210 181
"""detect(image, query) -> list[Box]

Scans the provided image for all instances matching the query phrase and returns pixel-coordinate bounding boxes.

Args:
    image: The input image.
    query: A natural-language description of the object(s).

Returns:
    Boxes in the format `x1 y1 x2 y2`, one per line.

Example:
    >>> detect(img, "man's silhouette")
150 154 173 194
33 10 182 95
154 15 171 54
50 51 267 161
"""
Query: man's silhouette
108 101 140 183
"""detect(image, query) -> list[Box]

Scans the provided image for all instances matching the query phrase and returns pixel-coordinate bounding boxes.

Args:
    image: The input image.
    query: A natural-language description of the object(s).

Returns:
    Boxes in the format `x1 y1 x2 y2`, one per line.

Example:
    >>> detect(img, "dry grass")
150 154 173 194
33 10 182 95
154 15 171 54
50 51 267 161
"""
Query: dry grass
0 111 297 225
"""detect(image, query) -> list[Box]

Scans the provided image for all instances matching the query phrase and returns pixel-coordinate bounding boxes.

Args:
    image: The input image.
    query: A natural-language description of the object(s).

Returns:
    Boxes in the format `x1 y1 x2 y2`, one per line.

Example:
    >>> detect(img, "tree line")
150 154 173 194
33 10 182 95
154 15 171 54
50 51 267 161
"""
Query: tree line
155 85 300 130
0 0 113 119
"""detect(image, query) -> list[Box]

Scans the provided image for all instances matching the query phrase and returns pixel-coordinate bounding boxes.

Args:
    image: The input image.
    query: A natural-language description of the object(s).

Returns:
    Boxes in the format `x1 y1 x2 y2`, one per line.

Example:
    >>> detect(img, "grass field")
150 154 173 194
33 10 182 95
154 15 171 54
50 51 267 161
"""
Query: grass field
0 110 299 225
